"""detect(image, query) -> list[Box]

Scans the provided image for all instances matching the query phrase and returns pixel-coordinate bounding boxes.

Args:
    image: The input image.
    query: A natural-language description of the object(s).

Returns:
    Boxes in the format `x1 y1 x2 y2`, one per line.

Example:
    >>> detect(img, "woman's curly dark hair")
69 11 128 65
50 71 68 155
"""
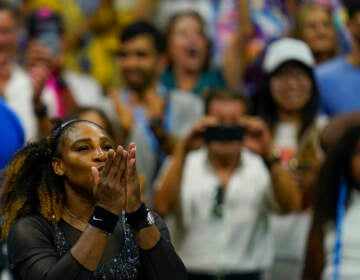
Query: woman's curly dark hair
0 119 96 240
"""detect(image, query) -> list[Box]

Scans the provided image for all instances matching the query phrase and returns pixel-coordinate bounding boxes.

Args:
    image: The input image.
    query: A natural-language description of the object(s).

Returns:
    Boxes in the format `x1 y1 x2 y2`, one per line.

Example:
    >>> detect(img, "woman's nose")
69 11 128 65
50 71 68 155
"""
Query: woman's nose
94 148 107 162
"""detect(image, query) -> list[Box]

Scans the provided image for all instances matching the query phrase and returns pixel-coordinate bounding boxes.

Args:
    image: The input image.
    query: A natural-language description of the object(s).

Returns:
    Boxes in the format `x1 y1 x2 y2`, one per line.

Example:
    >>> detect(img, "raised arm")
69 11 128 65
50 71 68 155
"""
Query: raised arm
222 0 253 90
153 139 188 216
26 42 54 138
240 116 302 212
266 158 303 213
107 89 134 143
154 117 217 216
321 111 360 151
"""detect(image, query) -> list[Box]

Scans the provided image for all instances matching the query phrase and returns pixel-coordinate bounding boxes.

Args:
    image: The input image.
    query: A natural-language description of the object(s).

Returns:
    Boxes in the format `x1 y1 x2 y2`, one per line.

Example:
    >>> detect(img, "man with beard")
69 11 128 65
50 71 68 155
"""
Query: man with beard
109 21 178 207
316 0 360 116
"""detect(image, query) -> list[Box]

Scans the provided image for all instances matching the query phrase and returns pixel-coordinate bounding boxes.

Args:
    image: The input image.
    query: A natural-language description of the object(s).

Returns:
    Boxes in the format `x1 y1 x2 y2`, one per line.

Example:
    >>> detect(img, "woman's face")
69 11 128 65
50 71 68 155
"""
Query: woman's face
269 62 312 114
52 122 114 200
167 14 208 73
301 7 336 56
351 139 360 184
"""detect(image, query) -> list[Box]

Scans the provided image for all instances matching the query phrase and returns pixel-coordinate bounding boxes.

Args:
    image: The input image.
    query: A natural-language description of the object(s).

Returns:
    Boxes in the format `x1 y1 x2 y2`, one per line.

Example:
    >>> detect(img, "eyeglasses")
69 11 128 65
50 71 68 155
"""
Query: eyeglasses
273 70 310 82
212 185 224 219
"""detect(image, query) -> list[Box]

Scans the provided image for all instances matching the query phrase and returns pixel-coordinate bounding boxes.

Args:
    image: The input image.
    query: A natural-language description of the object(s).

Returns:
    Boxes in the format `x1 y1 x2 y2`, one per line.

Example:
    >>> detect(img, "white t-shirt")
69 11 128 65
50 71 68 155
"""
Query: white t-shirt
273 122 297 164
172 147 274 273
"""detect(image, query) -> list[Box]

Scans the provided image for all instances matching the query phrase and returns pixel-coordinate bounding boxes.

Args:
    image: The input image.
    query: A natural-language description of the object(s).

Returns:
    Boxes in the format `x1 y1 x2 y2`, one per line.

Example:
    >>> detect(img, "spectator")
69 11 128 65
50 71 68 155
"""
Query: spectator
320 110 360 150
316 0 360 116
252 38 326 280
109 21 176 207
0 119 187 279
155 88 301 279
161 10 248 94
0 1 19 58
294 3 338 64
154 0 290 70
0 2 38 141
154 0 213 33
25 7 107 137
303 124 360 279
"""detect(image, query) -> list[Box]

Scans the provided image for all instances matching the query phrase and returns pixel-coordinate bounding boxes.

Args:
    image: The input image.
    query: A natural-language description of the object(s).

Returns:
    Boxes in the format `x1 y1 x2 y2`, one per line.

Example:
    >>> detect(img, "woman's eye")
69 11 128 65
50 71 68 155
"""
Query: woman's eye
103 145 113 151
76 146 89 152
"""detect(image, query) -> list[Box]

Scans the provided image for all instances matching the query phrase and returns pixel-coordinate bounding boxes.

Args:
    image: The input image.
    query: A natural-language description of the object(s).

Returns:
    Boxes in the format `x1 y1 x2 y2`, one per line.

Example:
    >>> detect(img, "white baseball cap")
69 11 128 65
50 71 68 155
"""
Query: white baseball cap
263 38 315 74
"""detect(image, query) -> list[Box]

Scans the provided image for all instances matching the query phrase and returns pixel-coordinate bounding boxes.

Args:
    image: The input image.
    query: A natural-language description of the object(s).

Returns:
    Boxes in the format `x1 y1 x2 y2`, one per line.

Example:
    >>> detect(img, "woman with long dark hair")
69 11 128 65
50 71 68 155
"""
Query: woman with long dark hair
304 124 360 279
253 38 326 279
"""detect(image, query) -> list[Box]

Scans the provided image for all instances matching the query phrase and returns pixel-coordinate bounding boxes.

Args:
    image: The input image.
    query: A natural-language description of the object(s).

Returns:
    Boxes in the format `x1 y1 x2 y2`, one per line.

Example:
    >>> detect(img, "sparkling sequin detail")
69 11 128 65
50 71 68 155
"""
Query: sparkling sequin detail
54 212 140 279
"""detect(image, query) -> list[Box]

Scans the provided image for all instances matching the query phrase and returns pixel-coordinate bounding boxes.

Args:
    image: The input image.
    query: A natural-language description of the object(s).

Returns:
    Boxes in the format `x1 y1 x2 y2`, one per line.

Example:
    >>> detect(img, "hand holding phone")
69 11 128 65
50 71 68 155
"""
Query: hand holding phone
27 8 62 54
37 32 60 54
204 125 245 142
238 116 272 158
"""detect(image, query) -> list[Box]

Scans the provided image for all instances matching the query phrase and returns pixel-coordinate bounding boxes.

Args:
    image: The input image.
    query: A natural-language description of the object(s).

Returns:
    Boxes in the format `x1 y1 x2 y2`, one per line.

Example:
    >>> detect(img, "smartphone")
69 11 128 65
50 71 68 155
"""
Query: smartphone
28 9 62 54
37 31 60 54
204 125 245 142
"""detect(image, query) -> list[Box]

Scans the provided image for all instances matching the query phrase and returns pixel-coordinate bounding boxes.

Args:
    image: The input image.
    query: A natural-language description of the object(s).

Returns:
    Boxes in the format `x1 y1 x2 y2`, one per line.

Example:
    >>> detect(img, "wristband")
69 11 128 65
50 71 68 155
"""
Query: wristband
125 203 155 231
88 206 119 234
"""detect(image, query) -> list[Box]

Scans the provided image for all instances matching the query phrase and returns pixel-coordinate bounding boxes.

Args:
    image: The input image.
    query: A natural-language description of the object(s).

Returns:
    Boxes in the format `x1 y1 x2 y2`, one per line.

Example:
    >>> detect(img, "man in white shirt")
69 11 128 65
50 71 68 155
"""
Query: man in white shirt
154 88 301 279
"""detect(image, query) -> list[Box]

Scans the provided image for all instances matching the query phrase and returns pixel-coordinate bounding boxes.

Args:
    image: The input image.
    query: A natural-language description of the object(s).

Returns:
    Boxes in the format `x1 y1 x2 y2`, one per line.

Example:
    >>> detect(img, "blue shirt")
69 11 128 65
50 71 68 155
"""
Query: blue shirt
316 56 360 116
0 98 24 170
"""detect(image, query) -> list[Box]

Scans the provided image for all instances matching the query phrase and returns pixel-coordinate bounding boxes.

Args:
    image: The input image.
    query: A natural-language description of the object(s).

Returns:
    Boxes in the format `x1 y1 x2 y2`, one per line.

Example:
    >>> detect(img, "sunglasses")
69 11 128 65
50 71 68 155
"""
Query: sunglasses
212 185 225 219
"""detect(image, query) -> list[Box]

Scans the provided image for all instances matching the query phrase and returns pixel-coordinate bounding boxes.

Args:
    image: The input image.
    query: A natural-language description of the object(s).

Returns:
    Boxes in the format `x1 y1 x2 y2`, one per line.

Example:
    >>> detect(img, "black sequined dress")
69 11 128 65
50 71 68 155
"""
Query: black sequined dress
7 212 187 280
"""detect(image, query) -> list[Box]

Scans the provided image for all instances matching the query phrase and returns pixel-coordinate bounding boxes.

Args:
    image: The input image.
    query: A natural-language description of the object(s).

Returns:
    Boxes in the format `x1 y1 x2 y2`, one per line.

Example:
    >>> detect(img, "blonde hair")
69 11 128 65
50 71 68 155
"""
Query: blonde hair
294 3 337 61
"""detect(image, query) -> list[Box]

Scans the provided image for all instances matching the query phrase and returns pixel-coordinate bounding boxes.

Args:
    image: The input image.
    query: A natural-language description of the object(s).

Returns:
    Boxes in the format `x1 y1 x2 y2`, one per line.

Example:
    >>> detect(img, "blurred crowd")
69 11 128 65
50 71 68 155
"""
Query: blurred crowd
1 0 360 279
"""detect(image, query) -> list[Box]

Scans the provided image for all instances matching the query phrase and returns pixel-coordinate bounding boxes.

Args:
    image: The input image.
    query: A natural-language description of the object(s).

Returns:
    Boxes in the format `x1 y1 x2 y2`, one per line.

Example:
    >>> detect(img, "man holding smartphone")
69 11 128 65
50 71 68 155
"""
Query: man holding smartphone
154 88 301 279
